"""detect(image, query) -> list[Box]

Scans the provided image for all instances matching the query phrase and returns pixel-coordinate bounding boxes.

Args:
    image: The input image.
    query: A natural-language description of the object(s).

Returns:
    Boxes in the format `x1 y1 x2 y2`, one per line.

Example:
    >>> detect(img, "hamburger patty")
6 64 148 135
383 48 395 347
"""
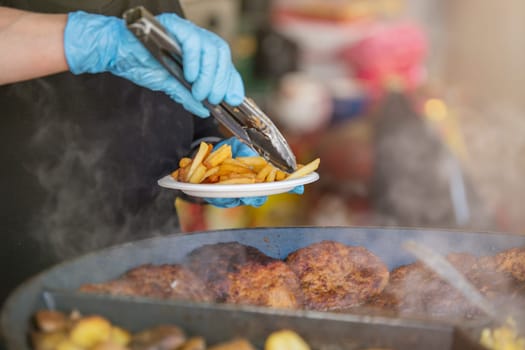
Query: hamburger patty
79 264 214 302
366 252 525 320
494 247 525 282
226 260 303 309
285 240 389 311
185 242 275 301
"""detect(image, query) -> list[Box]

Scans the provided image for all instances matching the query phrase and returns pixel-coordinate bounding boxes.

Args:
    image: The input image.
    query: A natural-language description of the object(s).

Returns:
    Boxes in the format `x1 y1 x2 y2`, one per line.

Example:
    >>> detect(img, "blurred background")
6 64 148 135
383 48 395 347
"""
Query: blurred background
177 0 525 235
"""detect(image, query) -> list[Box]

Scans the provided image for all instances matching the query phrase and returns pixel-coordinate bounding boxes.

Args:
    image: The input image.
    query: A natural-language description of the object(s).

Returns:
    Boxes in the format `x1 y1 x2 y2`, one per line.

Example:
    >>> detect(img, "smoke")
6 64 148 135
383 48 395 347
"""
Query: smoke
459 102 525 233
368 92 495 231
26 77 180 261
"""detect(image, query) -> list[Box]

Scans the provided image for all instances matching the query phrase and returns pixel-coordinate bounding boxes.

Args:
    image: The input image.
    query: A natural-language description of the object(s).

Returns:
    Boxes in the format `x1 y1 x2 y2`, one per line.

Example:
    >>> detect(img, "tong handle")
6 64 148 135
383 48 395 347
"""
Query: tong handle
123 7 297 172
123 7 251 143
124 8 189 92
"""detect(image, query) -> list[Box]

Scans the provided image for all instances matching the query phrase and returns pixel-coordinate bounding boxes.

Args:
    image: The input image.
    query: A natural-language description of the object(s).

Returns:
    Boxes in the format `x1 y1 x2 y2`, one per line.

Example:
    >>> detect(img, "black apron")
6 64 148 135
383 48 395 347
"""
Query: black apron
0 0 221 303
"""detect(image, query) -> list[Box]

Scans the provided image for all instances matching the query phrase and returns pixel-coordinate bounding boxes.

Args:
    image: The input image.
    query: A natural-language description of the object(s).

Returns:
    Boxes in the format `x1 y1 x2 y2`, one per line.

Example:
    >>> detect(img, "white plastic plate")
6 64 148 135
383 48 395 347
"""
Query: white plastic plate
157 172 319 198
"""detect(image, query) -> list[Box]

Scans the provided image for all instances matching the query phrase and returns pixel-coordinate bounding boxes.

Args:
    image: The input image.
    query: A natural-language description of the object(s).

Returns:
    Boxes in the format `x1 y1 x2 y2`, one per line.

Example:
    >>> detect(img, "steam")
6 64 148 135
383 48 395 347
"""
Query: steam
27 79 179 261
459 102 525 233
367 93 495 231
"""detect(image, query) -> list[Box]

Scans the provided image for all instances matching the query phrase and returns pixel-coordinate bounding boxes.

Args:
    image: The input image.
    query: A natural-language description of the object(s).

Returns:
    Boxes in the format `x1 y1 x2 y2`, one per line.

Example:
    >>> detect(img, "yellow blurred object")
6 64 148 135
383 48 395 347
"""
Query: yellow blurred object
69 316 111 348
204 205 252 230
91 342 128 350
32 331 68 350
281 0 405 21
174 197 208 232
248 193 304 227
234 35 257 60
108 326 131 346
425 98 448 122
209 338 256 350
480 320 525 350
423 98 469 161
55 339 82 350
264 330 310 350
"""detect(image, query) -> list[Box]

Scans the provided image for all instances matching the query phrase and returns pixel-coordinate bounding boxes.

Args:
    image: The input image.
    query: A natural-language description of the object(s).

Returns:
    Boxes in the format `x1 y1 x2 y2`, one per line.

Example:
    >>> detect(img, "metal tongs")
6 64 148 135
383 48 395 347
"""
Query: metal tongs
123 6 297 173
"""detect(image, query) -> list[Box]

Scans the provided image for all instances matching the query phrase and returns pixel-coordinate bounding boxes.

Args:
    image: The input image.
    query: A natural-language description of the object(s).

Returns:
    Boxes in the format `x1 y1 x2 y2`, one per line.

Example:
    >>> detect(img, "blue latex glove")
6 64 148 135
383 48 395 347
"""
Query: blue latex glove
205 137 304 208
64 11 244 117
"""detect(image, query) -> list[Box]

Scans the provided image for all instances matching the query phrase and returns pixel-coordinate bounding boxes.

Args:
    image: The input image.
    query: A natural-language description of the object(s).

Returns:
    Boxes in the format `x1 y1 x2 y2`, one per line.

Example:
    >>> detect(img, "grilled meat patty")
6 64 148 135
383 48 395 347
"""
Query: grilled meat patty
185 242 275 301
366 252 525 320
495 247 525 282
285 240 389 311
367 258 477 319
79 264 214 302
226 260 303 309
78 241 525 319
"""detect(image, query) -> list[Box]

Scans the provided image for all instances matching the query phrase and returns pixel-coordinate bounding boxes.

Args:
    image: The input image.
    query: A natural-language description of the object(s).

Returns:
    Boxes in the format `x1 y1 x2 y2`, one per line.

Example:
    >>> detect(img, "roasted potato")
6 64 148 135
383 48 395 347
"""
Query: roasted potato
265 330 310 350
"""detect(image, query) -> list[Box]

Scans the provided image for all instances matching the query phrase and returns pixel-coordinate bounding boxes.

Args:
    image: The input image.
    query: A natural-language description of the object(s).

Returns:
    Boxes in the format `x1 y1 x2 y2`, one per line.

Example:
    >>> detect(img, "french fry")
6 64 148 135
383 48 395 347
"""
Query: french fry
189 164 207 184
178 167 189 182
206 175 220 183
187 142 211 181
217 178 256 184
221 158 252 169
202 166 220 181
286 158 320 180
275 170 287 181
237 157 268 171
204 144 232 168
256 164 273 182
179 157 192 168
217 164 254 176
223 173 256 180
266 168 277 182
172 141 320 186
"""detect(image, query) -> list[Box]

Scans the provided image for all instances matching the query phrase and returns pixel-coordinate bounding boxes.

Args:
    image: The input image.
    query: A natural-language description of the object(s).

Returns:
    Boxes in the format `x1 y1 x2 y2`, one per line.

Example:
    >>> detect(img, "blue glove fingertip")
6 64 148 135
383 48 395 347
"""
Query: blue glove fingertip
157 14 201 83
232 142 257 158
289 185 304 195
224 70 245 106
192 46 218 102
205 198 241 208
241 196 268 207
208 51 230 105
184 102 210 118
182 36 202 83
167 85 210 117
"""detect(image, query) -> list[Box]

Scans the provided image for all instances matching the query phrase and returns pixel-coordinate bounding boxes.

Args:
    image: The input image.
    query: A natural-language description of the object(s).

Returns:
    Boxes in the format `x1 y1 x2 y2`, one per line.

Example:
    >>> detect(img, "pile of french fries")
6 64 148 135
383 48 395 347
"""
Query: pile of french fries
171 142 320 185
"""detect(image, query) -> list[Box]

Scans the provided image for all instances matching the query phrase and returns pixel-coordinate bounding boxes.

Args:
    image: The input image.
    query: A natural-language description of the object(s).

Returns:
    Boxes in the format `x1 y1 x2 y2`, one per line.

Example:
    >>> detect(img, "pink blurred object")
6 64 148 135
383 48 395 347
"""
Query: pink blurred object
340 22 428 98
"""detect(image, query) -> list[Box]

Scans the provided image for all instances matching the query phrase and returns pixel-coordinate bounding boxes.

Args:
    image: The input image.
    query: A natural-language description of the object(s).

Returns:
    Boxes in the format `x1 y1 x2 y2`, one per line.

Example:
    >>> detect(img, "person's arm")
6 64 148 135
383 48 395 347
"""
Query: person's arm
1 7 244 118
0 7 68 84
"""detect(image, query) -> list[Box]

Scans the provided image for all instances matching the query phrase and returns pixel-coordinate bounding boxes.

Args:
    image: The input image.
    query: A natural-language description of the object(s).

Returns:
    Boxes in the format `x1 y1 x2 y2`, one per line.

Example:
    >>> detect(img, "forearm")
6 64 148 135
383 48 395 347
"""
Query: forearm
0 7 68 85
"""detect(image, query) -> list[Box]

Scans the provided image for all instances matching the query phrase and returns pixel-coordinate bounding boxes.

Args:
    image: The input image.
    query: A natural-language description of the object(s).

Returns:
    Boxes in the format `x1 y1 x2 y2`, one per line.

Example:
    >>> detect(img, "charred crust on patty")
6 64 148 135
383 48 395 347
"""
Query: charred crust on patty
226 260 304 309
285 240 389 311
80 264 214 302
185 242 275 301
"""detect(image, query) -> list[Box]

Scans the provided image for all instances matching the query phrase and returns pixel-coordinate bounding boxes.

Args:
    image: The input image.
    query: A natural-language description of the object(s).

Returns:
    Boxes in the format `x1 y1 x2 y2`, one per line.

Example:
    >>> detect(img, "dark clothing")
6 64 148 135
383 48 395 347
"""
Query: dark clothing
1 0 184 16
0 0 221 303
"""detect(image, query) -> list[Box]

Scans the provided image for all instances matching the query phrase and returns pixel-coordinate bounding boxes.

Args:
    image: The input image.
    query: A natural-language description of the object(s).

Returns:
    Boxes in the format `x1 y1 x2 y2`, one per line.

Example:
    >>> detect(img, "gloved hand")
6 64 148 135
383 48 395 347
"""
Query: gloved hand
205 137 304 208
64 11 244 118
